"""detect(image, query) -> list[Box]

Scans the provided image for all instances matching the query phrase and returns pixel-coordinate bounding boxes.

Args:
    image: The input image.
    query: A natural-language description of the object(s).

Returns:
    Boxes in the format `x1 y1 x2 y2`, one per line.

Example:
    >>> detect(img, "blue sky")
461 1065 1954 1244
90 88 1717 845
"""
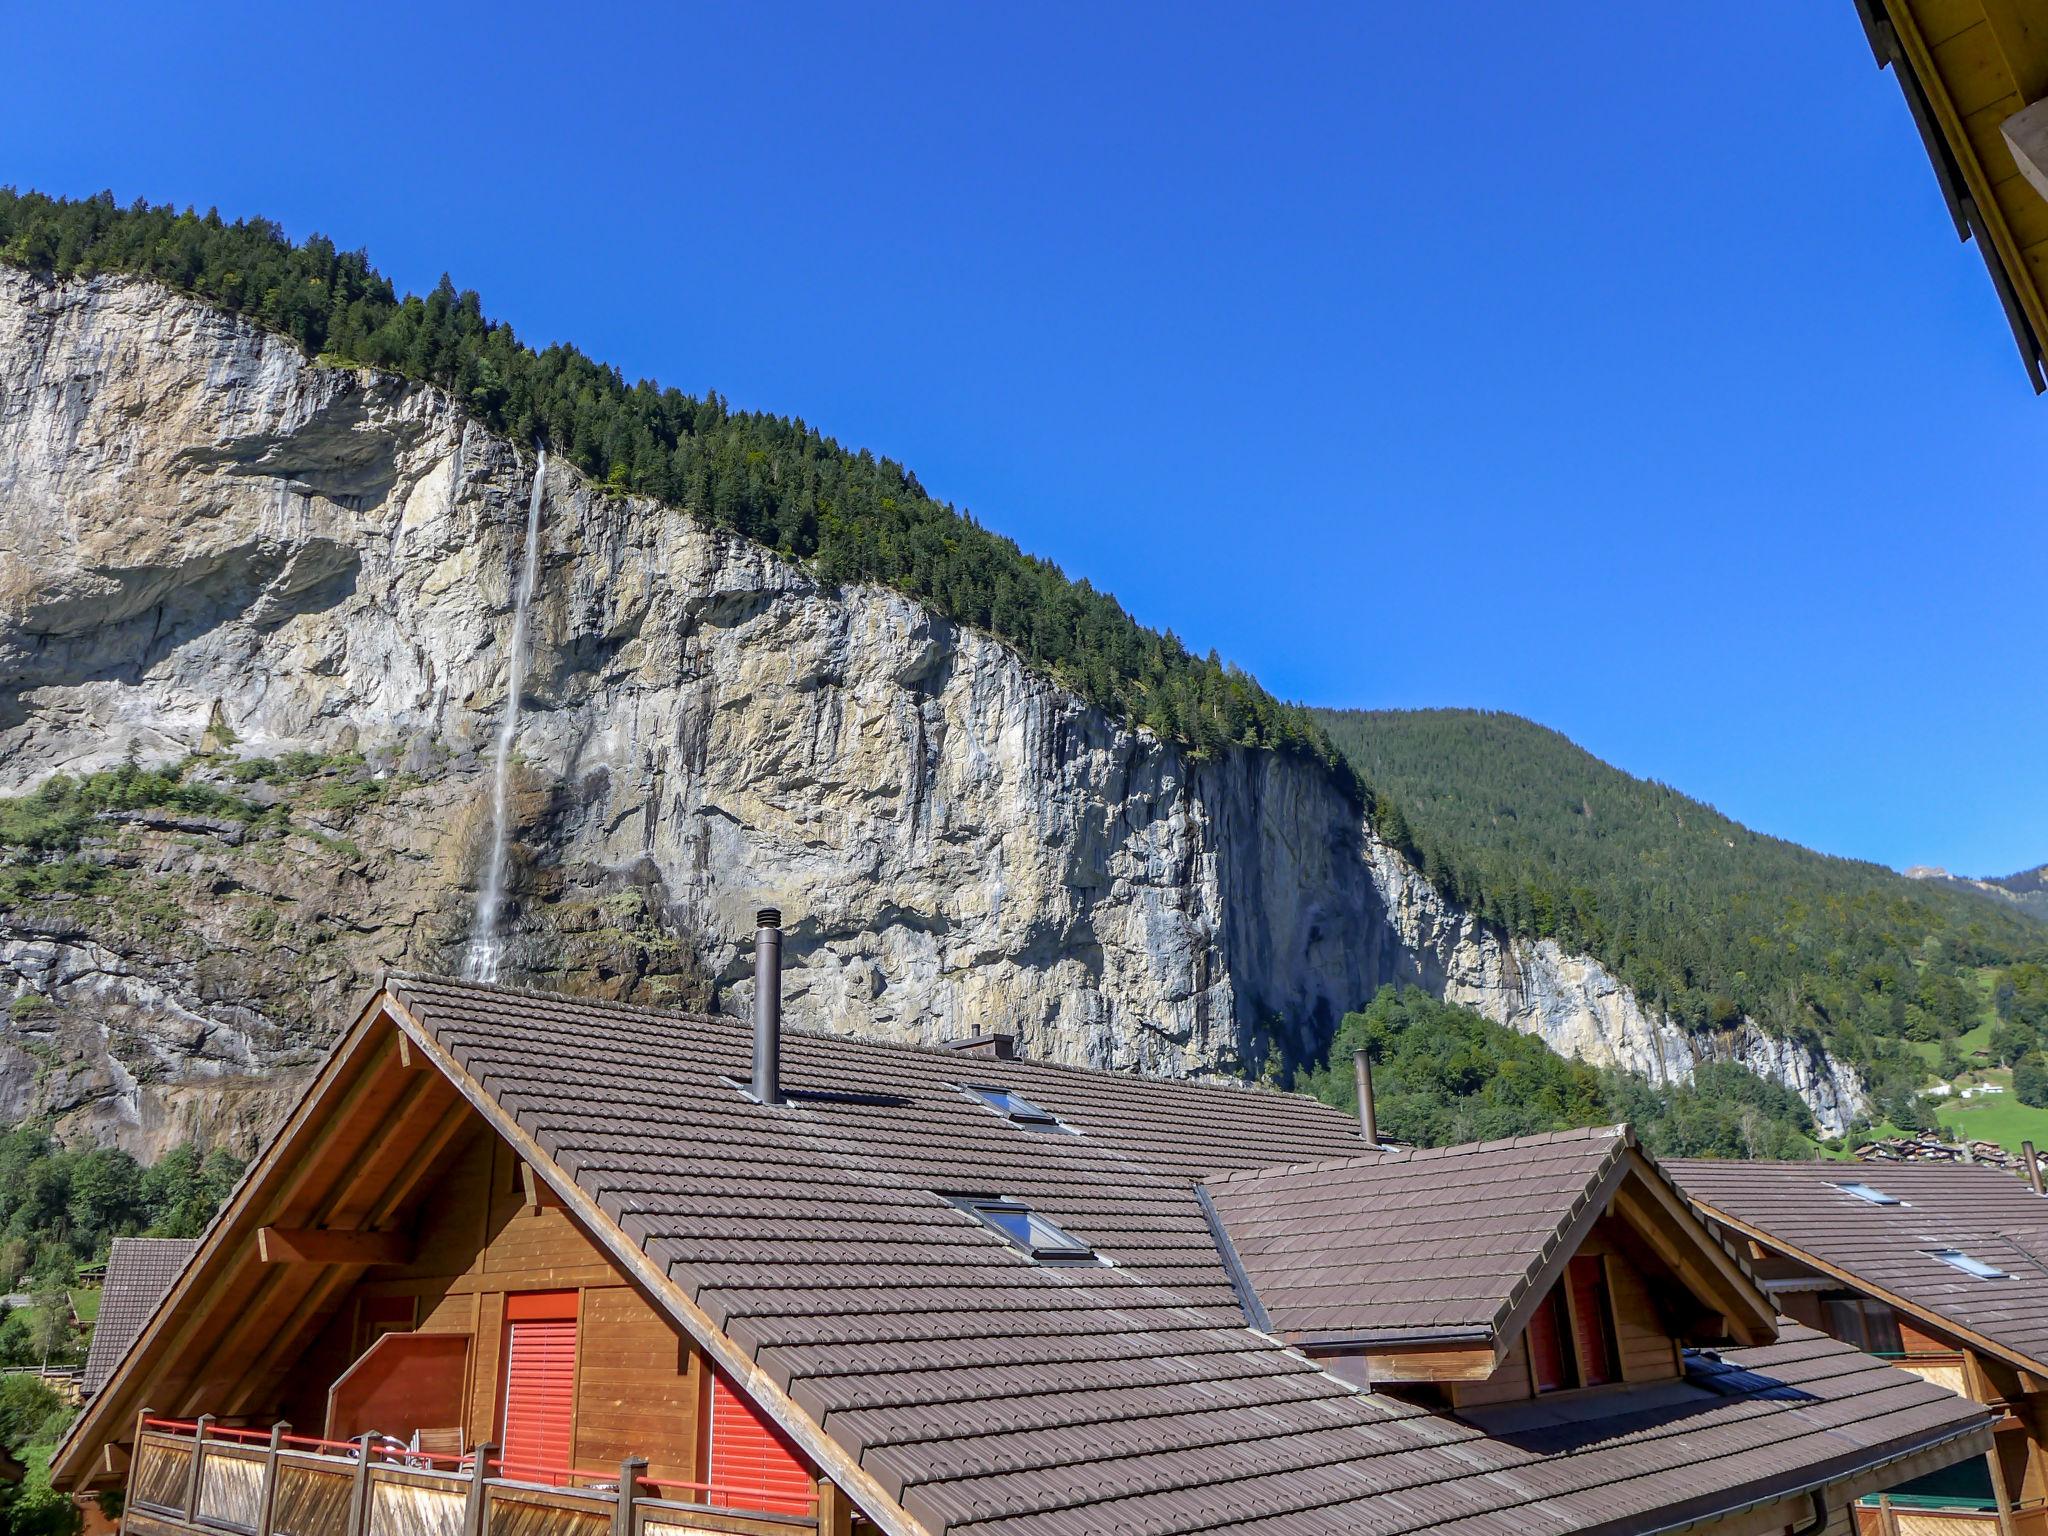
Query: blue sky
9 2 2043 875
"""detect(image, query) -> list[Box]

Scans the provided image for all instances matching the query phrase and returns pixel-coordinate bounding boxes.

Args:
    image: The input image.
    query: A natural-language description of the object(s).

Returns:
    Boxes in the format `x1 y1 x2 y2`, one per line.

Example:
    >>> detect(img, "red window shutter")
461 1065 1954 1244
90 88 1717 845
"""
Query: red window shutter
709 1371 813 1517
1568 1256 1616 1387
1527 1289 1570 1393
500 1292 579 1482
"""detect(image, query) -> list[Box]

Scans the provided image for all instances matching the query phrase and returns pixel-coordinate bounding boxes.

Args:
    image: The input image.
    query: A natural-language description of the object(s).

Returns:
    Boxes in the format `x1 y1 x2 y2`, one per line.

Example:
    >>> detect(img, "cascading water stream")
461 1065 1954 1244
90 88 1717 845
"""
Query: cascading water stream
463 449 547 982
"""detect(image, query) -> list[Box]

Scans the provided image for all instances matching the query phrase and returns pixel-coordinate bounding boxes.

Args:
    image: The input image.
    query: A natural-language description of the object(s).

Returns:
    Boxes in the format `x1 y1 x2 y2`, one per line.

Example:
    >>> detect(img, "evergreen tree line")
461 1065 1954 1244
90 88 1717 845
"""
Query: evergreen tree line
1296 985 1819 1157
1317 708 2048 1124
0 1126 243 1291
0 189 1354 788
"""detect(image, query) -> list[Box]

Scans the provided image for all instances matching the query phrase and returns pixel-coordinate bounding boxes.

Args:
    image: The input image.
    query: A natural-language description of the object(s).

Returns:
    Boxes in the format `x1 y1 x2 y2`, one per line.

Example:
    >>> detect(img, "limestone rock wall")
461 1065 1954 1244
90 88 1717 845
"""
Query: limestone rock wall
0 268 1865 1151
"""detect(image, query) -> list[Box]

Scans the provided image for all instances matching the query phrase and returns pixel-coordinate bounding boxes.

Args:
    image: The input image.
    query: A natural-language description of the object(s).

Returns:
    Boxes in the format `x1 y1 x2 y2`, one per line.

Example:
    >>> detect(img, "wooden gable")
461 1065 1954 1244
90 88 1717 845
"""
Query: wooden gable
51 995 872 1529
1359 1147 1775 1397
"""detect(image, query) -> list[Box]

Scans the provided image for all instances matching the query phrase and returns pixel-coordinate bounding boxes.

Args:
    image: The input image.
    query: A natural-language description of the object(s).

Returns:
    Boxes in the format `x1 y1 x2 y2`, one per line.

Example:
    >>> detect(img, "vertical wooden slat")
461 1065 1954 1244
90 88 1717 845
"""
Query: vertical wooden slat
611 1458 644 1536
347 1435 375 1536
1989 1445 2020 1536
462 1443 496 1536
816 1480 854 1536
257 1422 291 1536
185 1416 215 1521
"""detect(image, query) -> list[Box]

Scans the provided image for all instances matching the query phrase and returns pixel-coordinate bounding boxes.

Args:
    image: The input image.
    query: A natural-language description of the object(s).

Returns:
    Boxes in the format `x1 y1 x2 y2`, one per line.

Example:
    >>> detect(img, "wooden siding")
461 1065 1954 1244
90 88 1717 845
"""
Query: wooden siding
1452 1217 1686 1408
576 1286 702 1485
270 1127 703 1483
131 1439 189 1510
271 1461 352 1536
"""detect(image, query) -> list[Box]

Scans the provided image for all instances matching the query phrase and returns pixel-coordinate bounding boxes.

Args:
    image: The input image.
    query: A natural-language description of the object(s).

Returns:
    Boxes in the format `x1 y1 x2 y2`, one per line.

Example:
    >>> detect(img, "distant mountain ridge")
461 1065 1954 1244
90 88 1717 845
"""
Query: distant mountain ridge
1904 863 2048 921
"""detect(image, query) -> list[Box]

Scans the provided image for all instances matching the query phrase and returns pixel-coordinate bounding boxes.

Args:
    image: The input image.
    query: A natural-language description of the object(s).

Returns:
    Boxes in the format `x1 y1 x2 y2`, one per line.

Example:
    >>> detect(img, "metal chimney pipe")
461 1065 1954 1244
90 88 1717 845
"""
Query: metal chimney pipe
752 908 783 1106
2024 1141 2045 1197
1353 1049 1379 1148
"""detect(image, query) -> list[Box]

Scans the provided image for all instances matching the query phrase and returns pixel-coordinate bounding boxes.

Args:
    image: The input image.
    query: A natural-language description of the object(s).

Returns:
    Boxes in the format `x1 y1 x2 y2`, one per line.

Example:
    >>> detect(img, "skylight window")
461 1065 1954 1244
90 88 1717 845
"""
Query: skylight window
1833 1181 1902 1206
1926 1248 2008 1280
963 1084 1076 1134
949 1195 1096 1261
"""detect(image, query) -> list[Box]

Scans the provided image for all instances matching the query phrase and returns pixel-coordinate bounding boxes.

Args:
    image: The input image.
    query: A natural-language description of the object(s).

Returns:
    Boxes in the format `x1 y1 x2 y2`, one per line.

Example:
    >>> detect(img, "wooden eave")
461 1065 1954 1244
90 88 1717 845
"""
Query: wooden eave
55 988 934 1536
1689 1197 2048 1380
1857 0 2048 389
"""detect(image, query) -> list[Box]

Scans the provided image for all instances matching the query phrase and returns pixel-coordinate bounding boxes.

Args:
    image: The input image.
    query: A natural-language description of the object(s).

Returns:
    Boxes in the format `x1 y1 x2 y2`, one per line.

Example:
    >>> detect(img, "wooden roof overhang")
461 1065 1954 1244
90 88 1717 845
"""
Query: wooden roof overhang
52 995 474 1486
1853 0 2048 389
53 988 934 1536
1690 1196 2048 1382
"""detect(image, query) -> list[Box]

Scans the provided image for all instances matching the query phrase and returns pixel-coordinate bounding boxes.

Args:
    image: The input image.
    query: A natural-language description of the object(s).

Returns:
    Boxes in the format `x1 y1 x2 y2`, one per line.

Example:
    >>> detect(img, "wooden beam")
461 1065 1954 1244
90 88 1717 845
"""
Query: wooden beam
53 1022 404 1481
816 1479 856 1536
1988 1443 2019 1536
365 1098 478 1226
318 1069 450 1229
216 1258 368 1418
1356 1344 1499 1382
1611 1167 1776 1344
257 1227 413 1265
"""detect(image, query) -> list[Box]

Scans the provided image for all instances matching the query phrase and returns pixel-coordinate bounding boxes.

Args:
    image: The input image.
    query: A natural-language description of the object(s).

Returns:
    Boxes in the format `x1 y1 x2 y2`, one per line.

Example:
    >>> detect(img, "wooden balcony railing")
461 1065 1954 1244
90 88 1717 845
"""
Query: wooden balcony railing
120 1416 818 1536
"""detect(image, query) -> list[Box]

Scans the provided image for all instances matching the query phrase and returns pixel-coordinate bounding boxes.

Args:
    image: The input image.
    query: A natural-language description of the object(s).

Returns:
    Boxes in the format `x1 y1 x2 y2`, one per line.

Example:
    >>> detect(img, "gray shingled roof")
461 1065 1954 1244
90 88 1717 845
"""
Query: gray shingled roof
384 977 1992 1536
83 1236 199 1396
1204 1127 1630 1345
1671 1158 2048 1369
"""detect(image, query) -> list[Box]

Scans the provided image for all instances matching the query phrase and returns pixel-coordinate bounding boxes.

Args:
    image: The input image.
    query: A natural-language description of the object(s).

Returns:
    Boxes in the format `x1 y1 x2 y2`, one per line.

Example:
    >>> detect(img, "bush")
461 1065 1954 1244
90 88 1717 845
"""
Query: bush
2015 1052 2048 1110
0 1375 61 1454
1 1473 83 1536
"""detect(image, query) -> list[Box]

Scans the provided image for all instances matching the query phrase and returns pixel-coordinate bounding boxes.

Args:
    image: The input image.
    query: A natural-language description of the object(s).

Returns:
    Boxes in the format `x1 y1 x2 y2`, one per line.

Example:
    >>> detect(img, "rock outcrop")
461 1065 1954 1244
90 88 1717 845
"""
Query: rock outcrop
1364 838 1865 1136
0 268 1866 1152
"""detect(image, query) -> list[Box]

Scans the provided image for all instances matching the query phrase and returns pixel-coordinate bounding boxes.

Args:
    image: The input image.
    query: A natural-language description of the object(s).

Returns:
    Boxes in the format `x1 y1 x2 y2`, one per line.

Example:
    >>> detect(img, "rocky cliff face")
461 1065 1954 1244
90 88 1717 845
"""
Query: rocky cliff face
0 269 1865 1152
1363 840 1865 1136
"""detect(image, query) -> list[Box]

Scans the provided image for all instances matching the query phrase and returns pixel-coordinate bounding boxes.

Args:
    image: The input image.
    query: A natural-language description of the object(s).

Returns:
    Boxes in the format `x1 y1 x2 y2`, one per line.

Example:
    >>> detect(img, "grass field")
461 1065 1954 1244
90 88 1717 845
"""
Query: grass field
1936 1079 2048 1152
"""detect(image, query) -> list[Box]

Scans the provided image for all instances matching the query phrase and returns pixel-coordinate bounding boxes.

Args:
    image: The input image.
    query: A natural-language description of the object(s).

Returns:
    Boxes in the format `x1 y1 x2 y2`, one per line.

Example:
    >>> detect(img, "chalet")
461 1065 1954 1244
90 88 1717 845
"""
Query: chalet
55 919 1995 1536
1675 1159 2048 1536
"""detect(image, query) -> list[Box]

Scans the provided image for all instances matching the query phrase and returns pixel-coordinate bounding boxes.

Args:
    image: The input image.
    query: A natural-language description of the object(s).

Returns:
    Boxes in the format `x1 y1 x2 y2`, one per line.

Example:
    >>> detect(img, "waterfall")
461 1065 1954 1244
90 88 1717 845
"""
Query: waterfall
463 449 547 983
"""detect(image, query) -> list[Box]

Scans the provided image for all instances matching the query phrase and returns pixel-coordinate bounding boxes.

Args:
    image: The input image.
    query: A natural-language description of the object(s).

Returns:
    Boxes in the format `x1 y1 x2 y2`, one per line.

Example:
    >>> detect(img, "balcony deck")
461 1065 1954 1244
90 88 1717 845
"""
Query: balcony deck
1854 1492 2048 1536
121 1420 818 1536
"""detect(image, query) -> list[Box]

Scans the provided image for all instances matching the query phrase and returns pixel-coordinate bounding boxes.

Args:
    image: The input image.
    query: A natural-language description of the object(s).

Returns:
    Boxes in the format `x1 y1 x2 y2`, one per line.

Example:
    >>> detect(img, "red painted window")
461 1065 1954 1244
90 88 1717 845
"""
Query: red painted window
1568 1256 1618 1387
1527 1288 1573 1393
708 1370 813 1517
499 1292 579 1483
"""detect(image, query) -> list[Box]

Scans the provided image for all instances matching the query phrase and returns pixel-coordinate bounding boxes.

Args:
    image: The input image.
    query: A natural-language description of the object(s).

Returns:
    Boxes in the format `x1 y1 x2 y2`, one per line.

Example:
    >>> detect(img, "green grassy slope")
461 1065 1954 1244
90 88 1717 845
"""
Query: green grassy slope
1314 708 2048 1128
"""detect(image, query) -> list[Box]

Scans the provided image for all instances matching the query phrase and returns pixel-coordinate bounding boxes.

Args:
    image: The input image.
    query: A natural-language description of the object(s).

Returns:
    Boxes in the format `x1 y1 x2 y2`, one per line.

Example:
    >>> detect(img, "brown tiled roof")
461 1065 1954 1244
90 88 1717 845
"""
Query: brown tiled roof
390 977 1989 1536
1204 1127 1629 1345
1671 1158 2048 1370
82 1236 199 1396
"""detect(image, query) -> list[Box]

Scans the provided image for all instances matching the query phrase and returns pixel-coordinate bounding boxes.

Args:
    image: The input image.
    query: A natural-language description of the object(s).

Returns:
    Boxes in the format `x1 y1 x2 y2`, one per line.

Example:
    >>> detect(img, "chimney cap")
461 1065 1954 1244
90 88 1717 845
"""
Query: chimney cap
755 907 782 930
945 1033 1018 1060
